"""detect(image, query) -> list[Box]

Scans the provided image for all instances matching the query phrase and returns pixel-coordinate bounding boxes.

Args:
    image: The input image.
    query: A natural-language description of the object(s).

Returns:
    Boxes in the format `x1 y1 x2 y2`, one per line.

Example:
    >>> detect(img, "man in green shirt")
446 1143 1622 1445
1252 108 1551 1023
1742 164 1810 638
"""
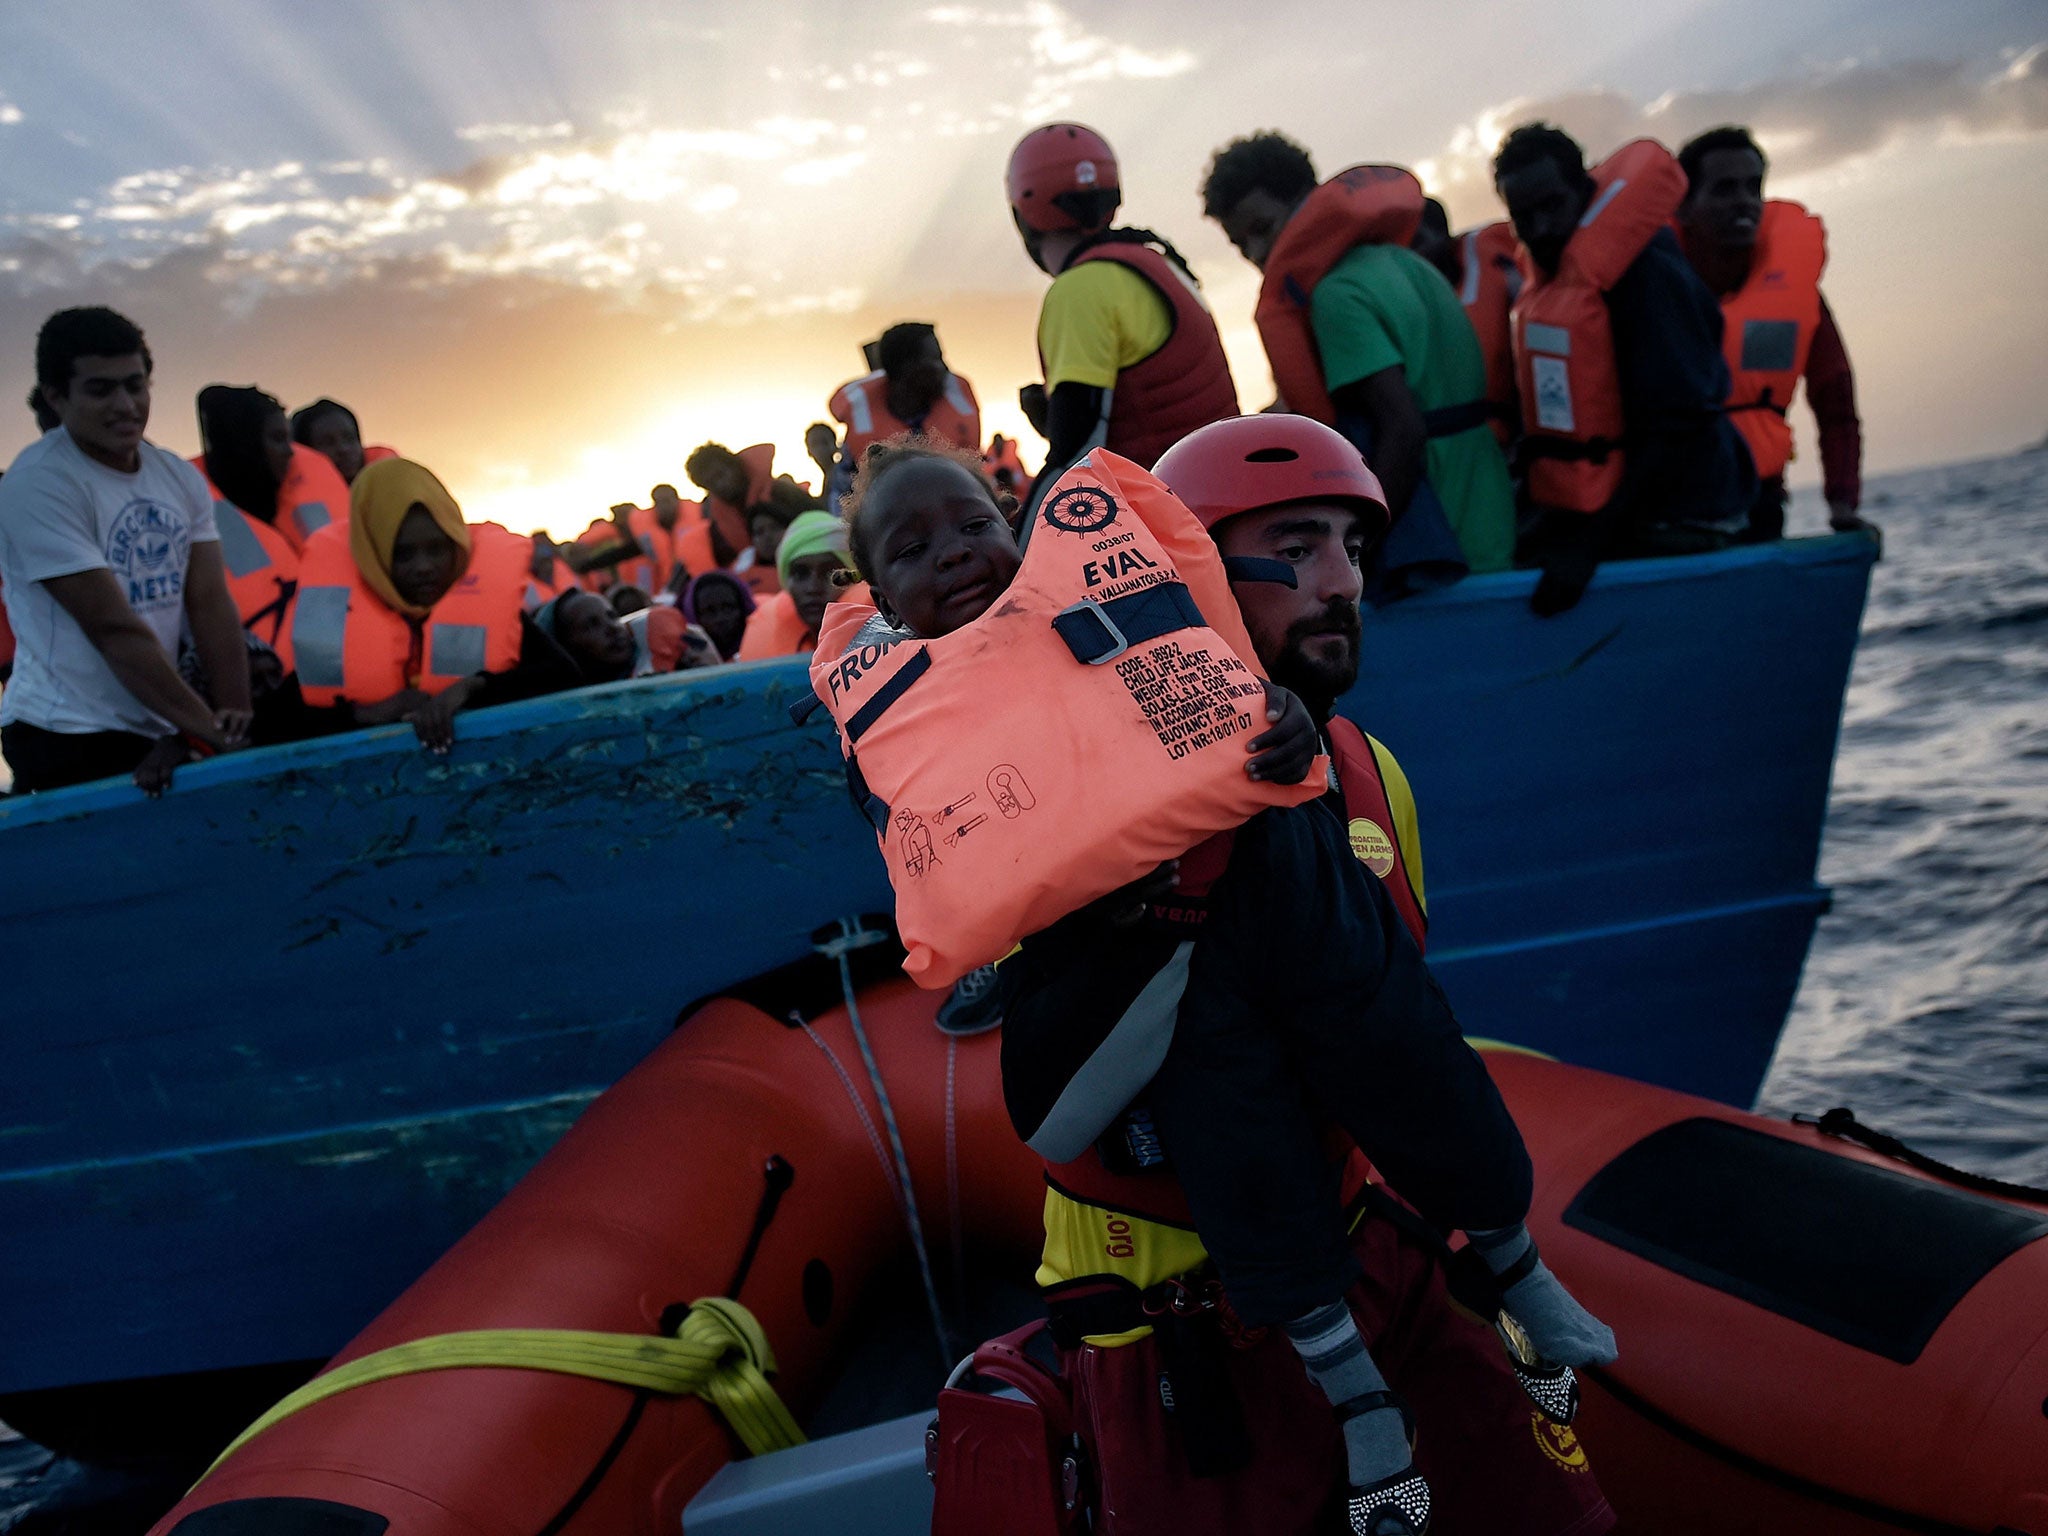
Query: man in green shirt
1202 132 1516 588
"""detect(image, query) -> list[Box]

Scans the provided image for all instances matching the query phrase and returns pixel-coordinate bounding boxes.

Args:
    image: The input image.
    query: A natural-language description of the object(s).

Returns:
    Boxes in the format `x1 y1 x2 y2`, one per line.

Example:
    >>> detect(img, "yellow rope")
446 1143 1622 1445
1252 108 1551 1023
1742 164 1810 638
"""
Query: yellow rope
199 1296 805 1485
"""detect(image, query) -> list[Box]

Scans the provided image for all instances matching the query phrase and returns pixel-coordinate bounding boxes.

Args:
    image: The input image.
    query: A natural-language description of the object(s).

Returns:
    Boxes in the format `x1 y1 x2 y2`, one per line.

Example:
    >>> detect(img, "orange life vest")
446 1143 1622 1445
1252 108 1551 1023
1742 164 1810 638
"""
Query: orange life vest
739 583 869 659
362 445 399 469
273 443 353 551
983 438 1035 505
1254 165 1424 425
700 444 776 559
737 555 780 598
1059 241 1240 468
521 547 580 612
830 371 982 463
210 499 301 661
1718 200 1827 481
1511 139 1687 513
810 449 1326 989
1457 221 1525 442
288 520 530 708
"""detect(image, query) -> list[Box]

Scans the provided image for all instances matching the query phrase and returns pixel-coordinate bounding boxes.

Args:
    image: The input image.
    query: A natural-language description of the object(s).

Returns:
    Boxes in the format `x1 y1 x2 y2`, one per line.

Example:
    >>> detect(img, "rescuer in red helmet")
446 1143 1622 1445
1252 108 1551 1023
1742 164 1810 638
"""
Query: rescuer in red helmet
983 415 1620 1536
1005 123 1239 496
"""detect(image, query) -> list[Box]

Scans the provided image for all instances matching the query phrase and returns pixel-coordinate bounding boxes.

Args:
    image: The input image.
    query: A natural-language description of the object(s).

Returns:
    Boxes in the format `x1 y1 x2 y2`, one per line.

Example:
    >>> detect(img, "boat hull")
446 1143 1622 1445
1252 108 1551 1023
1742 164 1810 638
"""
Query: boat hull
0 535 1874 1394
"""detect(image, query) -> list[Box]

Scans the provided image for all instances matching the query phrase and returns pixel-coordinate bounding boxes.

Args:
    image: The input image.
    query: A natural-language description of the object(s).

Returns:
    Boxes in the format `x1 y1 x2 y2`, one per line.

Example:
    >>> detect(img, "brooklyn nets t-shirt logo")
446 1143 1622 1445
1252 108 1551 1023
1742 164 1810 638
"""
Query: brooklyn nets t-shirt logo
1043 485 1118 534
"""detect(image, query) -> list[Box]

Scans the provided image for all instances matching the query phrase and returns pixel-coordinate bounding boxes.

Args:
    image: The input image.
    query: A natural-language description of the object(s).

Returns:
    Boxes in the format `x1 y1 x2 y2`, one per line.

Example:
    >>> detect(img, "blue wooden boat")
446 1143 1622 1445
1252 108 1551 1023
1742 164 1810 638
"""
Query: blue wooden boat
0 533 1875 1403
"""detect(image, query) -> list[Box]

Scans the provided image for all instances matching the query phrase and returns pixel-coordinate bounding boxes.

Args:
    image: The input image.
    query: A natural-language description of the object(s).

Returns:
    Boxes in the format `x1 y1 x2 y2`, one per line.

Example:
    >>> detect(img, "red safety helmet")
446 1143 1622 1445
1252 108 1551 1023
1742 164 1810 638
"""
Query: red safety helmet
1007 123 1120 233
1153 415 1389 537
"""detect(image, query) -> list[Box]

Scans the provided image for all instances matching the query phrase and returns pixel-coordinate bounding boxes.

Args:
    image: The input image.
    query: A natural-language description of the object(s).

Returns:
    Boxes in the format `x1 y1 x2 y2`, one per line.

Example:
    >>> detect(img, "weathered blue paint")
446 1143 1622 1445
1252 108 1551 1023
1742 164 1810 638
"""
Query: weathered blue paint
0 534 1875 1394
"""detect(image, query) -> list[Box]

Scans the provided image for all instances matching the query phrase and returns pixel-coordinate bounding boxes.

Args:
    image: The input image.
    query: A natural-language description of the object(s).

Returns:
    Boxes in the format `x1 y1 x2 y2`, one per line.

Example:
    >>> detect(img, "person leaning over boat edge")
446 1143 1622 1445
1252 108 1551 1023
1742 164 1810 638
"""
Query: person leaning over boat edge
284 457 535 754
0 306 252 796
1675 124 1870 543
1199 133 1517 597
1494 124 1758 617
1006 122 1240 503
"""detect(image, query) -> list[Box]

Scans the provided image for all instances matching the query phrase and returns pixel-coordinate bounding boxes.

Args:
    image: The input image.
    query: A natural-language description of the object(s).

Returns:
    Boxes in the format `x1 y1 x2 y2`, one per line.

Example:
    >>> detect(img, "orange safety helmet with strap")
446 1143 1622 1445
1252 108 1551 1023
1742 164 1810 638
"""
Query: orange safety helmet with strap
1511 138 1687 513
831 370 982 463
809 448 1326 989
1457 221 1525 442
1718 200 1827 481
289 520 530 708
1059 241 1241 469
1254 165 1425 425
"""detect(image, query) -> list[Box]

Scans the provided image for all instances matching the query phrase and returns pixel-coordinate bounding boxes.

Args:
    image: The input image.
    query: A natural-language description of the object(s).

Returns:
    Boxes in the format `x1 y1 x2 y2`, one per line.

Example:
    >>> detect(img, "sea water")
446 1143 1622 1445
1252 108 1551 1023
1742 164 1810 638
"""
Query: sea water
1759 449 2048 1186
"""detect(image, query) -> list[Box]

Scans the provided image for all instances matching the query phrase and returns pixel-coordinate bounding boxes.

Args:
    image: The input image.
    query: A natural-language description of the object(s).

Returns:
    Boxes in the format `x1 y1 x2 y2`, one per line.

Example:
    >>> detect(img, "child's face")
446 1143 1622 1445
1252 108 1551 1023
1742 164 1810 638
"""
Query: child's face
864 458 1021 637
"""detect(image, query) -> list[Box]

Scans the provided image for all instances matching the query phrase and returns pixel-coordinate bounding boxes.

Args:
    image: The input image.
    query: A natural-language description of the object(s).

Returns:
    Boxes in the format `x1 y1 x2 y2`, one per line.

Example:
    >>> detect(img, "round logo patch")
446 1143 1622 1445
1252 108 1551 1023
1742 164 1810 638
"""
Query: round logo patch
1347 817 1396 879
1043 485 1118 534
1531 1414 1591 1472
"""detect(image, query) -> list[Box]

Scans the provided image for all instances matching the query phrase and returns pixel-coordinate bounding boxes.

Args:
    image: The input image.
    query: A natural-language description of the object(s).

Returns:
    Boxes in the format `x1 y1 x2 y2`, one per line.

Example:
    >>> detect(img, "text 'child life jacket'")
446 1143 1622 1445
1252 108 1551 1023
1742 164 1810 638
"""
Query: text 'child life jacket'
1058 242 1240 469
1719 200 1826 482
810 449 1326 989
289 520 530 708
1255 164 1425 426
1511 139 1687 513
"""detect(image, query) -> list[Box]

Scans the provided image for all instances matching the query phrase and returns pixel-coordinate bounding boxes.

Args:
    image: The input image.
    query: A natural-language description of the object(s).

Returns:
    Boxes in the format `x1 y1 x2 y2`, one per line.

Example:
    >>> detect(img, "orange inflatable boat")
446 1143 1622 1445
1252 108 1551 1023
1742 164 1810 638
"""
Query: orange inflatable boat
151 976 2048 1536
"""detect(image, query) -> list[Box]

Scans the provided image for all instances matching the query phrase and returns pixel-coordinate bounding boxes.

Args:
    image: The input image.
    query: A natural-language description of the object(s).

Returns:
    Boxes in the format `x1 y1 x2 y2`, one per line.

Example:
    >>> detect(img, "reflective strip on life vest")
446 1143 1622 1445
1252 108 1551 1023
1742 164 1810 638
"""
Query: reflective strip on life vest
292 586 351 690
213 500 274 578
1460 231 1484 306
428 621 488 679
942 373 975 418
287 499 333 544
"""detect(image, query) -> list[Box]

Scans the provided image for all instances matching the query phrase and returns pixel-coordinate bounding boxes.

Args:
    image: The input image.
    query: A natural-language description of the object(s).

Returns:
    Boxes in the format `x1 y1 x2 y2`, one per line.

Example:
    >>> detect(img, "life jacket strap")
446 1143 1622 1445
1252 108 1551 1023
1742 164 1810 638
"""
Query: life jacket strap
1221 555 1297 588
1420 398 1495 438
845 645 933 741
1520 434 1625 465
1052 581 1204 666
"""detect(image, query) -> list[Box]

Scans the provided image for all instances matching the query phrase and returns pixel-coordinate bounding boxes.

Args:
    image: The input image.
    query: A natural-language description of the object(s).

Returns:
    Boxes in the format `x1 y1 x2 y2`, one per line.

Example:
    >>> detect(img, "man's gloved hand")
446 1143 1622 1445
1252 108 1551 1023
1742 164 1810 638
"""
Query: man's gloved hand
1467 1225 1617 1368
1530 544 1597 617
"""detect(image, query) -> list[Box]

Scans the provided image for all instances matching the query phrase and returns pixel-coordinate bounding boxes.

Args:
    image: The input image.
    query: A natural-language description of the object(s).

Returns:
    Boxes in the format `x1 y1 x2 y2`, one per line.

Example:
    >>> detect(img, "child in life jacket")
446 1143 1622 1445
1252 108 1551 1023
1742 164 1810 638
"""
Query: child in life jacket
837 441 1617 1536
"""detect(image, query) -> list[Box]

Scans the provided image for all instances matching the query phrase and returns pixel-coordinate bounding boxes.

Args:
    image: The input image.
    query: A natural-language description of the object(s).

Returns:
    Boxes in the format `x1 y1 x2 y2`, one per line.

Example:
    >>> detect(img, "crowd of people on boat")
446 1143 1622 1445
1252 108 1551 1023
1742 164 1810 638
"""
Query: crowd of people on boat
0 109 1880 1536
0 116 1864 801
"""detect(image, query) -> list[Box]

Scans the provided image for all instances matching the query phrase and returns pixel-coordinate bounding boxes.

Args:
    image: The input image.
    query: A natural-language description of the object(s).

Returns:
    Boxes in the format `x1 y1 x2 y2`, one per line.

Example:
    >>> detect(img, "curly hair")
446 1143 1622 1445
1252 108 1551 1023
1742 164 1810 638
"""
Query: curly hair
842 437 1014 585
1201 131 1317 220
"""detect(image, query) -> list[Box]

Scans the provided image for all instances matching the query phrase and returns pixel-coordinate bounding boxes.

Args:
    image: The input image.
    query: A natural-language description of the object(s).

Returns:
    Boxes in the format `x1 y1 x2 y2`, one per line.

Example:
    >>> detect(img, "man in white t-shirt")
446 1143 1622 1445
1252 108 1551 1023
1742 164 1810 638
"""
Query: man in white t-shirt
0 306 250 794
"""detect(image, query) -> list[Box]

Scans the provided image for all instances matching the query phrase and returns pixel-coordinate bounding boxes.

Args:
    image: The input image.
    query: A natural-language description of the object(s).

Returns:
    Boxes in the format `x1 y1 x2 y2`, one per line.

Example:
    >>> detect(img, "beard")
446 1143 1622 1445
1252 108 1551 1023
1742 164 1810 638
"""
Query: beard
1265 600 1362 719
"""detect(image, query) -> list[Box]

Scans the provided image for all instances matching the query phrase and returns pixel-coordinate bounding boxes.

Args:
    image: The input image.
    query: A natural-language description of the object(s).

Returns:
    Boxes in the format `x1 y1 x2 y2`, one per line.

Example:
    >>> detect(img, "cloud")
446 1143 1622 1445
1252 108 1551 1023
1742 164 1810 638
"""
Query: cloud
1417 44 2048 222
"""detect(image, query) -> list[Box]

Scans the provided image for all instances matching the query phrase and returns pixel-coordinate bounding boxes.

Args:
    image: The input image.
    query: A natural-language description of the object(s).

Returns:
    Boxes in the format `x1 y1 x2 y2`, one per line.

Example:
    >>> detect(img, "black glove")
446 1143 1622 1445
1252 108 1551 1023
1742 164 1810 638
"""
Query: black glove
1530 544 1597 617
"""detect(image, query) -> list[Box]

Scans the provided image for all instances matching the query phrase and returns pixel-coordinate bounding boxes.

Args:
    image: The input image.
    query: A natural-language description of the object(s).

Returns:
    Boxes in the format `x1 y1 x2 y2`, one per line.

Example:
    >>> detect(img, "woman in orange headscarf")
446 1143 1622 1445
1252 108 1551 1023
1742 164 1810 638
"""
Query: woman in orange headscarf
286 458 533 750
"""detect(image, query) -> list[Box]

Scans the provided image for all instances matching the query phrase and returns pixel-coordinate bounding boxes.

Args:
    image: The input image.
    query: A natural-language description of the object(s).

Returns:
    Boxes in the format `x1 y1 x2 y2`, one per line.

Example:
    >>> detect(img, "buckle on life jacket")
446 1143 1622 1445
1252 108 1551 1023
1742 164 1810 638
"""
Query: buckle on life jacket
1053 597 1134 665
1052 582 1205 666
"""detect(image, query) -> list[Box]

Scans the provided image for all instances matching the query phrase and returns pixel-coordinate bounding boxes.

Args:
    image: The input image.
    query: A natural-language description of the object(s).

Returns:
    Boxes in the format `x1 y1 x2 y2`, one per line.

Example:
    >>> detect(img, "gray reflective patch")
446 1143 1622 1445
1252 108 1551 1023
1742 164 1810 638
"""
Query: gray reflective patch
213 503 271 578
1741 319 1799 373
430 621 487 678
293 585 350 687
1025 942 1194 1163
290 501 332 540
1524 323 1572 356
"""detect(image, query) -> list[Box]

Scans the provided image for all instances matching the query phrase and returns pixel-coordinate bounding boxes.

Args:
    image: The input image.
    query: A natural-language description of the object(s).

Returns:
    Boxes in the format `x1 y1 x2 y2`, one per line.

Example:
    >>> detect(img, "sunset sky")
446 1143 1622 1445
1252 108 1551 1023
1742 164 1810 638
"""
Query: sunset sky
0 1 2041 538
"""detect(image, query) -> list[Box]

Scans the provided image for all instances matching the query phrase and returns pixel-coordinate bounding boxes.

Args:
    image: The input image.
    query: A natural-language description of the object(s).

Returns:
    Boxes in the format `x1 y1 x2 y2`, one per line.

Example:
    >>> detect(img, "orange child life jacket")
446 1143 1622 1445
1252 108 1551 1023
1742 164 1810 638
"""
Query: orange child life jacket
809 449 1326 990
1059 241 1241 469
1255 165 1425 425
288 520 530 708
1511 138 1688 514
830 370 982 463
1456 221 1525 442
1718 200 1827 482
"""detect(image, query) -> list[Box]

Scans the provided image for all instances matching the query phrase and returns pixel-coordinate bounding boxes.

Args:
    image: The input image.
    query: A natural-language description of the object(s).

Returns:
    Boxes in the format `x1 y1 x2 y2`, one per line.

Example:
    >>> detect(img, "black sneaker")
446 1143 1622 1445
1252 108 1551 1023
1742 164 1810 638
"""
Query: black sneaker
935 963 1003 1035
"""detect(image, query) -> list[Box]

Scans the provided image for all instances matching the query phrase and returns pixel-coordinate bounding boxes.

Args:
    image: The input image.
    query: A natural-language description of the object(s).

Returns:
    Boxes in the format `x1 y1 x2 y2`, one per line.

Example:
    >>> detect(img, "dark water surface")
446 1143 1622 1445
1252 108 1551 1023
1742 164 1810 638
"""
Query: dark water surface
1759 450 2048 1185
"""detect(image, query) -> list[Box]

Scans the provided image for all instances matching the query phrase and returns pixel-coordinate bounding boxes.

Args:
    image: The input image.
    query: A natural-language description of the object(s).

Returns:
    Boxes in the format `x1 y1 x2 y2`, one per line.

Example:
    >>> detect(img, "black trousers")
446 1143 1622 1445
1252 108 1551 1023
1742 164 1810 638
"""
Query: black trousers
1005 804 1533 1328
1 720 155 794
